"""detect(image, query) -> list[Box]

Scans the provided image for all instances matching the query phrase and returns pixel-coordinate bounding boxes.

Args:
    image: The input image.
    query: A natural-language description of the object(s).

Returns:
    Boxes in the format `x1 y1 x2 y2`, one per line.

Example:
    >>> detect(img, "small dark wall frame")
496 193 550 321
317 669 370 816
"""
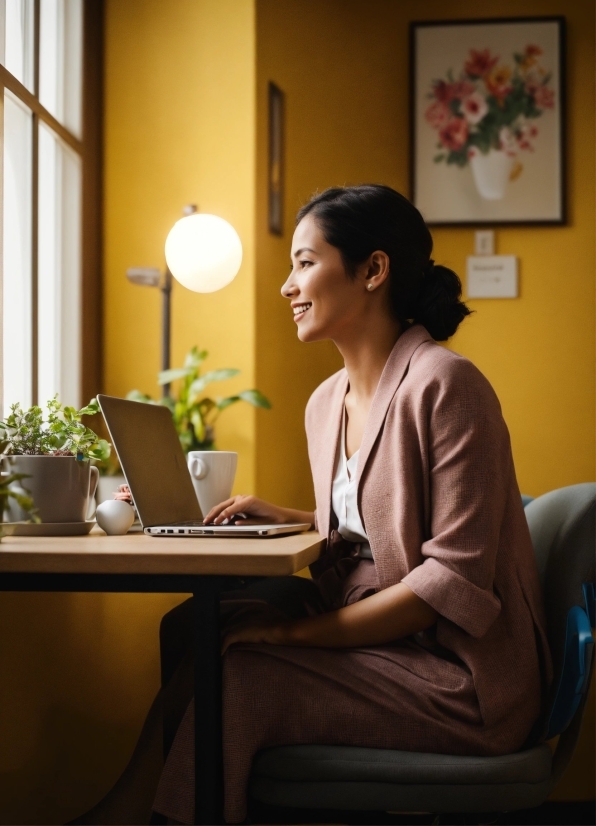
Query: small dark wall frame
268 82 285 236
410 17 566 226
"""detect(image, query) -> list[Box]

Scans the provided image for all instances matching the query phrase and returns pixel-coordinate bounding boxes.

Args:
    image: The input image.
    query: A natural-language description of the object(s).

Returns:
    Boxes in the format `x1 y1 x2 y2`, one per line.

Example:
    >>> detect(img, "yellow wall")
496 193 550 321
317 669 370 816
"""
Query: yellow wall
254 0 594 801
104 0 257 492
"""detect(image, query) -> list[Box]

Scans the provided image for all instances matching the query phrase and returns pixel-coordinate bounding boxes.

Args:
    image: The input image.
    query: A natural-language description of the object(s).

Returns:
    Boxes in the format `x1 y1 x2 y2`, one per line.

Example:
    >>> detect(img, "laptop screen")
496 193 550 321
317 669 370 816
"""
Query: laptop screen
98 395 203 527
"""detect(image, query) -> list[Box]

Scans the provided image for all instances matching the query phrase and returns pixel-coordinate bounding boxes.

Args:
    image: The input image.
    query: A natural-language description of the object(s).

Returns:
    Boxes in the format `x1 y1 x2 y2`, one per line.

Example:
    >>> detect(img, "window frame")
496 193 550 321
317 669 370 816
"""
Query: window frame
0 0 103 411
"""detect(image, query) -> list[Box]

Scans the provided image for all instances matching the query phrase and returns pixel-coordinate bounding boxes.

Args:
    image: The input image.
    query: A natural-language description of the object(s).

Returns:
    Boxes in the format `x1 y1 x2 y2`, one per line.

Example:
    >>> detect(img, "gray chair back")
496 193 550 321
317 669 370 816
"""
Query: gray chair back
524 483 595 786
525 483 595 685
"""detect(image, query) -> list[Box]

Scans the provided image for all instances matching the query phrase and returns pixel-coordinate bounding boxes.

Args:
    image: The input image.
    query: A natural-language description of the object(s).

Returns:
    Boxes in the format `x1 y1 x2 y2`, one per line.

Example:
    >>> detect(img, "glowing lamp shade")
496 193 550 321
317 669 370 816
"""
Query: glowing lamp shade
164 213 242 293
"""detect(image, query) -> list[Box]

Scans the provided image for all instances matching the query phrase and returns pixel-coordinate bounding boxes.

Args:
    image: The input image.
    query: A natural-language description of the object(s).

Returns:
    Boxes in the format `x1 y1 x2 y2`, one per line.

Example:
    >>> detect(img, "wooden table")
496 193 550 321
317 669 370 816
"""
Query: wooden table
0 529 324 824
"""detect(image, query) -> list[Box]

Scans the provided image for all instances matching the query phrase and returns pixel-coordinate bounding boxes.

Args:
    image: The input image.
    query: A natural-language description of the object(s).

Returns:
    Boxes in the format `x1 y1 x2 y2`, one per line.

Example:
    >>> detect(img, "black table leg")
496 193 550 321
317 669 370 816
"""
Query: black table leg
193 579 223 825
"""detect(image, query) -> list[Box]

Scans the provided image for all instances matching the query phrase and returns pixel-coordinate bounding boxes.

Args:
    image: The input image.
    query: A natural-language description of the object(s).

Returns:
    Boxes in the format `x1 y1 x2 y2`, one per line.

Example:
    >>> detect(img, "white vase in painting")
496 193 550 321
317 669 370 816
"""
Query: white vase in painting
469 149 514 201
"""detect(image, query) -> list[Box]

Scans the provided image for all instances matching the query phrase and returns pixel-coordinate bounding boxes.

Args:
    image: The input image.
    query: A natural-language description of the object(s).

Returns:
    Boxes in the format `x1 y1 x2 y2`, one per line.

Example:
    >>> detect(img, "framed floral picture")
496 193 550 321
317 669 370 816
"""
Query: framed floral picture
410 17 566 225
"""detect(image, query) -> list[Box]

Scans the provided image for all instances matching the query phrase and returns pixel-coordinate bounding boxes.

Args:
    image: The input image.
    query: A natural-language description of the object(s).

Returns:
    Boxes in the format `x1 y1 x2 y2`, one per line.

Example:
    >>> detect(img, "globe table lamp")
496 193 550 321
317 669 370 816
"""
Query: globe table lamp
165 212 243 293
126 206 243 397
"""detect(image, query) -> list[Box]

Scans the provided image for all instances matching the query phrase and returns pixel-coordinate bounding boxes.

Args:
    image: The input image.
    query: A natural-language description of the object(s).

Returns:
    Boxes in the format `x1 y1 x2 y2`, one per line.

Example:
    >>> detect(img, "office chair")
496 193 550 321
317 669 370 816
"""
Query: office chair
249 483 595 819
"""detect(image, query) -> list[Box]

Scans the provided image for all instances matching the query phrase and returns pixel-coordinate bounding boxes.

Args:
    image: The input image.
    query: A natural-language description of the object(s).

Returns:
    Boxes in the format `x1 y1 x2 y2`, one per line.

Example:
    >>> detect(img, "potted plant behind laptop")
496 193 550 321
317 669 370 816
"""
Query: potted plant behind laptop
124 346 271 514
127 345 271 451
0 397 111 535
97 346 271 505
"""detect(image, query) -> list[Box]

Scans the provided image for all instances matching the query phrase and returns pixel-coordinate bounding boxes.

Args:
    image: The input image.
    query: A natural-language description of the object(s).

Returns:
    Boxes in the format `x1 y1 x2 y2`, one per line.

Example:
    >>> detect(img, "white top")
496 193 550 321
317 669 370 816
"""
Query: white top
331 406 373 558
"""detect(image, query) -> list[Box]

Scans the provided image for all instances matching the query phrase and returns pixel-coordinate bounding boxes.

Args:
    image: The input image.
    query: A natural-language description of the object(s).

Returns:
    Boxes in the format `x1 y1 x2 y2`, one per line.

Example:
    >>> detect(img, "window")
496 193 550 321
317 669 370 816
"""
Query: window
0 0 102 415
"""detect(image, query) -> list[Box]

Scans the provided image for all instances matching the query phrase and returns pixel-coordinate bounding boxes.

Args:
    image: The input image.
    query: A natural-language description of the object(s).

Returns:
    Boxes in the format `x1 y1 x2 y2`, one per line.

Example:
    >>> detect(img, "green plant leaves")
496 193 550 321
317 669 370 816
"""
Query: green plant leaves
237 389 271 408
0 396 112 463
184 346 208 369
157 367 194 386
128 346 271 453
188 369 240 399
216 389 272 411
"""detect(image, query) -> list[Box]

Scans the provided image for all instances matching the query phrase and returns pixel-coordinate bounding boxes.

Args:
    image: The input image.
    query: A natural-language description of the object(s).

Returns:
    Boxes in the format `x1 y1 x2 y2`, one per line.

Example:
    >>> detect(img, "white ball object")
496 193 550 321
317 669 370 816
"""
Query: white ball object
96 500 135 535
165 213 242 293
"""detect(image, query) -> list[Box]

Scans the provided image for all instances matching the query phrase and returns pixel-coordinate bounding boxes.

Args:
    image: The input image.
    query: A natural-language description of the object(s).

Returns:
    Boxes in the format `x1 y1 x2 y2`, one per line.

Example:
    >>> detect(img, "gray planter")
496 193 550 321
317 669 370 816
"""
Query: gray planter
7 455 99 523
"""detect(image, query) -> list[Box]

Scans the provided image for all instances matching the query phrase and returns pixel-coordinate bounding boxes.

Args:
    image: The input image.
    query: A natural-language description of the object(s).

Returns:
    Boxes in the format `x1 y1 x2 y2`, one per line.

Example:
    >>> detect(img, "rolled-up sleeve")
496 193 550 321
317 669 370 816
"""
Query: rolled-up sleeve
401 359 513 639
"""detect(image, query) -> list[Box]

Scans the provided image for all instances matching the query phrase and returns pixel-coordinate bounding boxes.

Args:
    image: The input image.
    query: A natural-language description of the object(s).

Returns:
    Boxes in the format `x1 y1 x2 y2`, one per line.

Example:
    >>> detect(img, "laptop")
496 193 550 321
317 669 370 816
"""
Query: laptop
97 395 311 538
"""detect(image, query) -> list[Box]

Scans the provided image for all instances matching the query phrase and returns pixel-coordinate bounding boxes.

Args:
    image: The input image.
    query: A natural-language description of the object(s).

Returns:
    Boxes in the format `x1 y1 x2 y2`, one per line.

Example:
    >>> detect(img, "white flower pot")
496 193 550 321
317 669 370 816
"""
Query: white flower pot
469 149 514 201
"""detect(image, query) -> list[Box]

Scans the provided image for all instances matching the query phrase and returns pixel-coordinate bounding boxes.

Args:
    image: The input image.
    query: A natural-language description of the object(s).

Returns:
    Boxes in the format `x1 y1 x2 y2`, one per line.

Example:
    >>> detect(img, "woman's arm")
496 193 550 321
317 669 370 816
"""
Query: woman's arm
203 495 315 528
222 582 438 653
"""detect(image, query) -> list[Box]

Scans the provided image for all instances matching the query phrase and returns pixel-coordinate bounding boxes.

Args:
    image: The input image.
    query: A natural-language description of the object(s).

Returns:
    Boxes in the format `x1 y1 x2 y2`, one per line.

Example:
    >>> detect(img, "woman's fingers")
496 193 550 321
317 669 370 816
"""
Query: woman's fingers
203 495 283 525
204 496 252 524
203 498 237 524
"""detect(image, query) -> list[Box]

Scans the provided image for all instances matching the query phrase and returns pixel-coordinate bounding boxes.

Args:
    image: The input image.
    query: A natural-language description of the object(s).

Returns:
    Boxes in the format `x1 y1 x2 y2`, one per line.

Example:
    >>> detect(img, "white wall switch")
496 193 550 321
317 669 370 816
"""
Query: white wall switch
467 255 518 298
474 230 495 255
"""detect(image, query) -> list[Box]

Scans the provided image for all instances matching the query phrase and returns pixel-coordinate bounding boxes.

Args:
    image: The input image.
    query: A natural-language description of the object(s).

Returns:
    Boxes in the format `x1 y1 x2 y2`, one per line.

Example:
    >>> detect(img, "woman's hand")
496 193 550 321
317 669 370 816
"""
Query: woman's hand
222 617 292 655
114 484 133 505
203 495 314 528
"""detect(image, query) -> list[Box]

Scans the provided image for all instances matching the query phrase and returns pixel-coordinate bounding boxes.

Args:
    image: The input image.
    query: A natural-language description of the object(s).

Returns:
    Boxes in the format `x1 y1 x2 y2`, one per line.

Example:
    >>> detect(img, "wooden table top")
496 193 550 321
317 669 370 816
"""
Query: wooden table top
0 529 324 577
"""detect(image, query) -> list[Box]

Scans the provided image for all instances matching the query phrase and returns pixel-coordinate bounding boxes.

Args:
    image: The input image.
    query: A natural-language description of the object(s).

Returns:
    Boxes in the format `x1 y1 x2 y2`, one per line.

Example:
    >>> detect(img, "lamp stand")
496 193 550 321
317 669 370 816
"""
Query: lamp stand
161 268 172 398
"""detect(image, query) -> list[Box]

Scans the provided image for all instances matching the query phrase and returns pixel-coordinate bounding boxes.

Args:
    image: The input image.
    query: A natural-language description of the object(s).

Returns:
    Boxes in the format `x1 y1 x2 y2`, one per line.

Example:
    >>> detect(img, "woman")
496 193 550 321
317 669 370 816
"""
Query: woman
150 185 552 825
74 185 550 826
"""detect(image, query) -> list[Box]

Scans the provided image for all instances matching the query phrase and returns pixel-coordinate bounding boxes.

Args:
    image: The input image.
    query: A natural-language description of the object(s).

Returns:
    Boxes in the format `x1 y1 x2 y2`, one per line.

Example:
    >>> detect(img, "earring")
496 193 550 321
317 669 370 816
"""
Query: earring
367 283 374 290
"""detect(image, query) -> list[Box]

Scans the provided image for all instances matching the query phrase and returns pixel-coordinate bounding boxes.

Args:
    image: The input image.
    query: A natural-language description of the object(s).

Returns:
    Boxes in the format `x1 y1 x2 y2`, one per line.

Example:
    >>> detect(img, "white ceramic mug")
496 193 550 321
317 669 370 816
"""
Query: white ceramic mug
187 451 238 516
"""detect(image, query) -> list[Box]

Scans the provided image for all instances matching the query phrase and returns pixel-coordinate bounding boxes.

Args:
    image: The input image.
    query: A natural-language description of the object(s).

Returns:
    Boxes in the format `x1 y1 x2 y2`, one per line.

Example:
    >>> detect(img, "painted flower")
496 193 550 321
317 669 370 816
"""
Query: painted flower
499 126 517 156
432 80 451 102
432 79 475 103
519 43 543 72
461 91 488 124
449 80 476 100
439 117 469 151
486 65 513 100
425 100 450 129
516 122 539 151
533 84 555 109
464 48 499 78
524 71 541 96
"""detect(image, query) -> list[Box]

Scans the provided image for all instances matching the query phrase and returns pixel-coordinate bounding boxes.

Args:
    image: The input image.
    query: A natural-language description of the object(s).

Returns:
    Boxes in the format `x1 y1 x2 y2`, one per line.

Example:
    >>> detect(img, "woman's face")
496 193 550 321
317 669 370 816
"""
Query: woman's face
281 215 370 343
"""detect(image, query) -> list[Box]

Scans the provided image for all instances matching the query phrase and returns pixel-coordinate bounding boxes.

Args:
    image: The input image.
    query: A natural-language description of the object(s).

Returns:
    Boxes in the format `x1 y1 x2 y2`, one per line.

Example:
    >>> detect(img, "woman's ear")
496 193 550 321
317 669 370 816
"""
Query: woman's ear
363 251 390 291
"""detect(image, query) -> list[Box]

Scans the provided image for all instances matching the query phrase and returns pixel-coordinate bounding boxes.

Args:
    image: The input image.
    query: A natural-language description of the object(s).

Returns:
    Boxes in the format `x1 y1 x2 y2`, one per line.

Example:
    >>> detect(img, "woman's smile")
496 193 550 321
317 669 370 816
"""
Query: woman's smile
292 301 312 321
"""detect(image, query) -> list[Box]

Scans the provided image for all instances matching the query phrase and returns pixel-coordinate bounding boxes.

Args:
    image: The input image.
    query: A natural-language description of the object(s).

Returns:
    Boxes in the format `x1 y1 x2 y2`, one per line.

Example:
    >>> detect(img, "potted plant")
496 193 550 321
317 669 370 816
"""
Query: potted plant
0 397 111 526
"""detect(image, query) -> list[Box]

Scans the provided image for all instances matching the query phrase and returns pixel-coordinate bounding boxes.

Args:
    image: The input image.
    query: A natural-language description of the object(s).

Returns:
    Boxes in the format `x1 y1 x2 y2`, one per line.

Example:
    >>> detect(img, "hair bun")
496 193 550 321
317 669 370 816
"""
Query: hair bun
413 263 472 341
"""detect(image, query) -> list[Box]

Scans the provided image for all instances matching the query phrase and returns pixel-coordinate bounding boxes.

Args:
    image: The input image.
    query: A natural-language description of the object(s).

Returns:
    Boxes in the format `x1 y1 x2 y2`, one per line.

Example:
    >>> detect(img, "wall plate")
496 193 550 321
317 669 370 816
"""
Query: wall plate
467 255 518 298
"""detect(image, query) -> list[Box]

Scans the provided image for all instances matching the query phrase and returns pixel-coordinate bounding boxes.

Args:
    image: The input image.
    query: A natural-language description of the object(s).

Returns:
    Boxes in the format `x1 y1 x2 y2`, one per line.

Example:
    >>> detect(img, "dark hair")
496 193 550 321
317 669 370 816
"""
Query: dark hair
296 184 471 341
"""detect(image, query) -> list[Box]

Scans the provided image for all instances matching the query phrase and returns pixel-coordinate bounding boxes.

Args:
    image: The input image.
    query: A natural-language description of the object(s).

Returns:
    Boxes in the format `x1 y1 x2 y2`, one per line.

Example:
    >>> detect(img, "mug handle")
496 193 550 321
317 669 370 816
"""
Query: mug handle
87 466 100 520
189 458 208 480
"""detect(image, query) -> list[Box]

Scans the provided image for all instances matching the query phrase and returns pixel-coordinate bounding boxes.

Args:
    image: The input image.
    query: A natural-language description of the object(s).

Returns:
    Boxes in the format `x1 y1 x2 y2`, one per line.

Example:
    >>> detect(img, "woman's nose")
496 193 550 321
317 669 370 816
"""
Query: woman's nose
281 272 297 298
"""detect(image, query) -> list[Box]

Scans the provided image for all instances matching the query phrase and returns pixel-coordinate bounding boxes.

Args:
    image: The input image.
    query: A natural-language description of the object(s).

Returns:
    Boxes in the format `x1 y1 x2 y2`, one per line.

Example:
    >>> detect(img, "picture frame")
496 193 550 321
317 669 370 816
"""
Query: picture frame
268 82 285 236
410 17 566 226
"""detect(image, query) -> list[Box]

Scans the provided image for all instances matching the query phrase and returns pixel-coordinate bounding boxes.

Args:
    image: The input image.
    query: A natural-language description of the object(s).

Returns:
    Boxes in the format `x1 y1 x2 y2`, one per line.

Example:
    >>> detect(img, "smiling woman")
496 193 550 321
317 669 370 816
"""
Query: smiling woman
73 186 551 826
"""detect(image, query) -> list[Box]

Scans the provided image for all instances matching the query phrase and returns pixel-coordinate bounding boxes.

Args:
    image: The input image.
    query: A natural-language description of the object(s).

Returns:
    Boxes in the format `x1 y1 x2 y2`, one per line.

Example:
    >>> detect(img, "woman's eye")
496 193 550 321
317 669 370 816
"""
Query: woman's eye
300 260 313 268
